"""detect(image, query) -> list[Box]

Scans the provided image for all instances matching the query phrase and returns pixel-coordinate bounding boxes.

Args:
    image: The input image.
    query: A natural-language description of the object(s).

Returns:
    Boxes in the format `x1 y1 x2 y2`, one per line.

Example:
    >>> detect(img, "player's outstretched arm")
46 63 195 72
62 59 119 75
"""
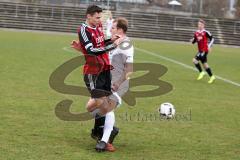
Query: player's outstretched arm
104 34 121 45
71 40 83 52
190 36 197 44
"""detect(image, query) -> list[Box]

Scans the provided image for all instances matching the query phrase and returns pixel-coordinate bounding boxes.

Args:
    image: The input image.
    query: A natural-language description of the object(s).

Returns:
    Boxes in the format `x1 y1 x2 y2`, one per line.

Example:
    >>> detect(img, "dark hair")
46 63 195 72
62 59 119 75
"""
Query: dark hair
86 5 102 16
114 17 128 33
199 19 206 25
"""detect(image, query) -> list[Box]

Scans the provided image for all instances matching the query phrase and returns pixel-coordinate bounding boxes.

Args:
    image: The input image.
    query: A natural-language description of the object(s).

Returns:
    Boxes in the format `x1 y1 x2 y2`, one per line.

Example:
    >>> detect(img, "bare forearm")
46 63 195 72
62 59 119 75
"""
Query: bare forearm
116 64 133 85
117 72 131 85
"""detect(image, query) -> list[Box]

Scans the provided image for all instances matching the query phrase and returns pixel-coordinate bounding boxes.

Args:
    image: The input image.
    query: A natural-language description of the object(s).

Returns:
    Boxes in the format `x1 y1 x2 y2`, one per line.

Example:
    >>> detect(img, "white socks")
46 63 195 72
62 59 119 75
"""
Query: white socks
113 92 122 106
109 92 122 107
101 111 115 143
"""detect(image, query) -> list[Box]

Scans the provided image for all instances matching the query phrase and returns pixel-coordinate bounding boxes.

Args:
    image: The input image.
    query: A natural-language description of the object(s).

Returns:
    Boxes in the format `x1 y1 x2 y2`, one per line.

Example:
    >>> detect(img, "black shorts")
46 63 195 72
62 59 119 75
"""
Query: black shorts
195 52 208 63
84 70 112 98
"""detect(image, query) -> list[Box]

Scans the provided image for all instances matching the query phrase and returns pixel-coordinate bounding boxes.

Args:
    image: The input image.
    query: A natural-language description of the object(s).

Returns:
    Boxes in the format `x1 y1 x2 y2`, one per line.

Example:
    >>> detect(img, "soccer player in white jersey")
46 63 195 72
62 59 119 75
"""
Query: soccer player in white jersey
94 17 134 152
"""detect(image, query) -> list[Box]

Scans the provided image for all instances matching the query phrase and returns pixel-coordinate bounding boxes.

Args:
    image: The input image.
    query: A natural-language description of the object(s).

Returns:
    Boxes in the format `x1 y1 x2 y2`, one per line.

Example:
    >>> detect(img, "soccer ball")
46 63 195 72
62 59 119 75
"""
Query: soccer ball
159 102 176 118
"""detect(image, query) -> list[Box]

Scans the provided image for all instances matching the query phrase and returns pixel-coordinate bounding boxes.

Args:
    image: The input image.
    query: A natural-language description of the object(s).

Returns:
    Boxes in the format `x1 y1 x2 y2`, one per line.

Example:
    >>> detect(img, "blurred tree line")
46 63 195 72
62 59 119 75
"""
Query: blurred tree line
148 0 239 18
9 0 240 18
237 0 240 17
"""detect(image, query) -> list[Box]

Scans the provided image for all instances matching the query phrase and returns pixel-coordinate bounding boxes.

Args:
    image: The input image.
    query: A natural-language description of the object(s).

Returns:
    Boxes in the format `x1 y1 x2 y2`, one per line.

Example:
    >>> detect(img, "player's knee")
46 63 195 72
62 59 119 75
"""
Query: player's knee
97 103 108 115
101 108 108 115
99 99 112 115
203 63 209 69
86 106 93 112
192 58 198 64
108 99 118 110
87 98 95 106
86 104 94 112
86 99 97 112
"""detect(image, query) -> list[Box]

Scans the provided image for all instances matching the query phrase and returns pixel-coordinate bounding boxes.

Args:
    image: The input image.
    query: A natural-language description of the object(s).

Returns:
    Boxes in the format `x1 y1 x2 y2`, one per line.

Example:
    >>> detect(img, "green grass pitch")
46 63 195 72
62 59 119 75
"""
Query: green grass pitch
0 29 239 160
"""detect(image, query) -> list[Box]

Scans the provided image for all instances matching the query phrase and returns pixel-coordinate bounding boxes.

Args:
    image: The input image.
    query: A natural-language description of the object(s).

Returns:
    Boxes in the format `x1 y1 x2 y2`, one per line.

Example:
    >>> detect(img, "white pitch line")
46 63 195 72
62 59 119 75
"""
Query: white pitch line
63 46 76 53
62 46 240 87
135 47 240 87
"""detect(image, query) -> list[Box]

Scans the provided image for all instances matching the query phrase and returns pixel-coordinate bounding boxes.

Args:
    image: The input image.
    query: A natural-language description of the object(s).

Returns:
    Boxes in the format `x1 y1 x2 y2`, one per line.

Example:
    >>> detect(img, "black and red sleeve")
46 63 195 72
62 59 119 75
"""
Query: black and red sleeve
206 30 214 48
192 32 197 44
78 26 116 55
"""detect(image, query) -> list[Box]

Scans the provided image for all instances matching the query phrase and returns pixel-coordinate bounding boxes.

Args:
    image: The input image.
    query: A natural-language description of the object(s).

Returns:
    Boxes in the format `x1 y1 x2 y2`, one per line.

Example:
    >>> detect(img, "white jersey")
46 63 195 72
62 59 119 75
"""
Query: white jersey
109 37 134 82
109 37 134 97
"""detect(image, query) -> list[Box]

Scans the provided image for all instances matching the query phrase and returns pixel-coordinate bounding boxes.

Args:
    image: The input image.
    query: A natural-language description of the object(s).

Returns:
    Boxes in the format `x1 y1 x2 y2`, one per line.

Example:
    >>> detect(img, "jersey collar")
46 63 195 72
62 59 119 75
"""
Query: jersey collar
197 29 206 33
84 22 97 30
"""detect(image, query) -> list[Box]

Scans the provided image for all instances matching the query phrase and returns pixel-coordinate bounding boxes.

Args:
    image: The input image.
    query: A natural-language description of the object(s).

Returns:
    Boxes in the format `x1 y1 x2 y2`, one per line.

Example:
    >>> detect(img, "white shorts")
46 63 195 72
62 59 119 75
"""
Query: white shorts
109 80 129 107
116 80 129 97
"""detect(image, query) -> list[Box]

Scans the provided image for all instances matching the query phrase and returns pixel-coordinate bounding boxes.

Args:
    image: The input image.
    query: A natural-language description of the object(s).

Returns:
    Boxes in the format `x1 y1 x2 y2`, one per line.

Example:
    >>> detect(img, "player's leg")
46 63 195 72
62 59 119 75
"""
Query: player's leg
86 98 103 112
201 53 216 84
91 110 119 145
84 74 101 115
86 97 106 140
85 71 115 115
91 70 121 115
88 98 114 144
193 53 205 80
95 111 116 152
96 82 129 152
86 70 120 146
92 70 121 115
88 96 118 144
92 96 120 151
95 98 120 152
85 92 108 116
202 63 215 83
84 73 112 142
89 91 121 116
101 95 121 152
95 71 122 152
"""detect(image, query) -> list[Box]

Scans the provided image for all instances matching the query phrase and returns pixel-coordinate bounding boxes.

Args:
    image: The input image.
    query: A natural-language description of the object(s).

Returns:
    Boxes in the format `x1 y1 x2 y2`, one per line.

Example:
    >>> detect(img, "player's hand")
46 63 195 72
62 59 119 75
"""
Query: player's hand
71 40 82 52
190 38 194 43
113 36 125 46
112 82 120 92
111 34 121 41
208 47 212 53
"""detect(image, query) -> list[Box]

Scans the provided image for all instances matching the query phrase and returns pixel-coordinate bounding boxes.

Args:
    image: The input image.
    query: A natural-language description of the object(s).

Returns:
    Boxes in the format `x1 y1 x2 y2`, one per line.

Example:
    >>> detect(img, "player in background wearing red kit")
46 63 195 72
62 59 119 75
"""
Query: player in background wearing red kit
191 19 216 84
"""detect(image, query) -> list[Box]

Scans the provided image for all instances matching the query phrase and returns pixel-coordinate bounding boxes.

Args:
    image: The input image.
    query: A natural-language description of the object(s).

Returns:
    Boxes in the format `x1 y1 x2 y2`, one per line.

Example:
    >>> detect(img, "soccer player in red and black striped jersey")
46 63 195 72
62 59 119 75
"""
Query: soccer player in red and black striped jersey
72 5 124 152
77 5 123 113
191 19 216 84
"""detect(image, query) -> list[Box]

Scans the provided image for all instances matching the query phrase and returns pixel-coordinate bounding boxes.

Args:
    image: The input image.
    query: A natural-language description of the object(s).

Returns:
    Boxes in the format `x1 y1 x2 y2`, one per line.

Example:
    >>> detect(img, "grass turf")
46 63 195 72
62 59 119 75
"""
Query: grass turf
0 29 239 160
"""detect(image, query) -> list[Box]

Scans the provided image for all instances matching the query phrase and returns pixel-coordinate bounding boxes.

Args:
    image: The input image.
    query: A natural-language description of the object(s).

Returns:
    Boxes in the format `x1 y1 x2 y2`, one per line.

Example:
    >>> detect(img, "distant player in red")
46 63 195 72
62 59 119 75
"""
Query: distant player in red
191 19 216 83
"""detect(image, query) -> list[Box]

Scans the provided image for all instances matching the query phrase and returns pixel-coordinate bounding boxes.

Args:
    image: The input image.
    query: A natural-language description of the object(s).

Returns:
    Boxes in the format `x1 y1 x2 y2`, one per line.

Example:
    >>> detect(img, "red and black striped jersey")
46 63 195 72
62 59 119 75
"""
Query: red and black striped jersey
192 29 214 53
78 22 116 74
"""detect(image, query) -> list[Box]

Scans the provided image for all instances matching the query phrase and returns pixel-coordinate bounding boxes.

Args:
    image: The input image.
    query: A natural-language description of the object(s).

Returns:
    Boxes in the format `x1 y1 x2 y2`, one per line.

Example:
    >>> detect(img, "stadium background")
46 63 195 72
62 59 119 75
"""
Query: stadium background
0 0 240 45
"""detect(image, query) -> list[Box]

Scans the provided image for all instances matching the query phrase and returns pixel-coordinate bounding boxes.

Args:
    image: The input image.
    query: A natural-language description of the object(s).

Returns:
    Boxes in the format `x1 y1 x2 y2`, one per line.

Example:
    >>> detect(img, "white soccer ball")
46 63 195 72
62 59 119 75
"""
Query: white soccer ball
159 102 176 118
